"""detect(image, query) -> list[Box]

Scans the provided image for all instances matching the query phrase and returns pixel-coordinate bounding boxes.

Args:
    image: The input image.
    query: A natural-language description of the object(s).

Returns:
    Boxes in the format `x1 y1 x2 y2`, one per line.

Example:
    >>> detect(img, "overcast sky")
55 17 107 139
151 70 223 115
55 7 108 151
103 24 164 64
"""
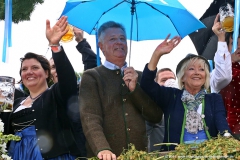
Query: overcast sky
0 0 212 82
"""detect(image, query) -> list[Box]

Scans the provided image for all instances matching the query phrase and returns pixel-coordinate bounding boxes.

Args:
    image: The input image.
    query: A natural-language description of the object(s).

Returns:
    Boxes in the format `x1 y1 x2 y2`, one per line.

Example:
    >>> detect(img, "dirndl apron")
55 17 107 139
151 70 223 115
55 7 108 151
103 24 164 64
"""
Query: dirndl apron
8 126 76 160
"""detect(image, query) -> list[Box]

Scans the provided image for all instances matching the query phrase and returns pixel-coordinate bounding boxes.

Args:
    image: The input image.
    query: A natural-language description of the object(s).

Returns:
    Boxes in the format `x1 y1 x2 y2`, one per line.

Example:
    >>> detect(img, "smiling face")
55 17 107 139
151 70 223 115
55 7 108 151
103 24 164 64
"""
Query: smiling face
182 59 206 95
21 58 48 90
49 58 58 83
98 28 128 67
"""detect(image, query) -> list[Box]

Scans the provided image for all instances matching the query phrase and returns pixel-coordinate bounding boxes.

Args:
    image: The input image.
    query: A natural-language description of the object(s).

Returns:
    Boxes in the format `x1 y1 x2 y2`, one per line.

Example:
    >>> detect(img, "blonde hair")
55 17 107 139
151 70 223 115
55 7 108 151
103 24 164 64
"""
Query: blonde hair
176 57 210 90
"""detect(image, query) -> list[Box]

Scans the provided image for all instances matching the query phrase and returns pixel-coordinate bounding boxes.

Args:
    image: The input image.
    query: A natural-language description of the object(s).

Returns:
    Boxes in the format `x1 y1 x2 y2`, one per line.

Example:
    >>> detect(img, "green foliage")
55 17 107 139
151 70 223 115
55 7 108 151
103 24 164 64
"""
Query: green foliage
0 119 21 159
87 135 240 160
88 144 160 160
167 133 240 160
0 132 21 143
0 0 44 23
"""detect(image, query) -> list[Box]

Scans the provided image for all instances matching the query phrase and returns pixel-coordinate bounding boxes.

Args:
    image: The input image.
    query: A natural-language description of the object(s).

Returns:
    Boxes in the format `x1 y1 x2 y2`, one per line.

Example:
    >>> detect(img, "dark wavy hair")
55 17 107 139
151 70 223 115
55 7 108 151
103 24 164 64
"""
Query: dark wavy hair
18 52 52 84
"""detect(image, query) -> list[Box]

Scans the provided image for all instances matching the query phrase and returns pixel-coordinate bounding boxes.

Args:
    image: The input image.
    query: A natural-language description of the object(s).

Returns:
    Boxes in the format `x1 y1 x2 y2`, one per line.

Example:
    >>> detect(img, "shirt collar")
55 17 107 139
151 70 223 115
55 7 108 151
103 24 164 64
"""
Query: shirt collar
103 60 128 71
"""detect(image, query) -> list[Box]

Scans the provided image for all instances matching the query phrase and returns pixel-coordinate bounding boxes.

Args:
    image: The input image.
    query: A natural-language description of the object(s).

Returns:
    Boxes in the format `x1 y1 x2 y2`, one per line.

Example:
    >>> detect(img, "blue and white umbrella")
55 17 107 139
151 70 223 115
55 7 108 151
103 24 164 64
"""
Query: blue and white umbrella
60 0 206 65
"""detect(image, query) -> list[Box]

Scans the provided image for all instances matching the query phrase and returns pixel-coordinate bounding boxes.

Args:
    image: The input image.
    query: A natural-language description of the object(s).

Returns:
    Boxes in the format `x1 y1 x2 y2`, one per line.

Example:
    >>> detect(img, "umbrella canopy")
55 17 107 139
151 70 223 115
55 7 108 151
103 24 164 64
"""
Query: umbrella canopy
60 0 205 41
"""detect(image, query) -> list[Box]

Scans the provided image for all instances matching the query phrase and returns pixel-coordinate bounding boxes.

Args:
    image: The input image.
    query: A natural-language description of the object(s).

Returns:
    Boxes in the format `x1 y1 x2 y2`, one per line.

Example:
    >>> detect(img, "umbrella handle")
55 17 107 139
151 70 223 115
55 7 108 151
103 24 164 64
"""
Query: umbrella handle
95 27 101 66
232 0 240 54
128 0 136 66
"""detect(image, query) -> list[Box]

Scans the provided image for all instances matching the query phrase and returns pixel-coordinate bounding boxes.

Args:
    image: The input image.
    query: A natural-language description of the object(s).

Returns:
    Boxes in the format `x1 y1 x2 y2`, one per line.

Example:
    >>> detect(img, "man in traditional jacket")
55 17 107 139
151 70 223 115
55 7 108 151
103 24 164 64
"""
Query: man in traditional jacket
79 21 163 160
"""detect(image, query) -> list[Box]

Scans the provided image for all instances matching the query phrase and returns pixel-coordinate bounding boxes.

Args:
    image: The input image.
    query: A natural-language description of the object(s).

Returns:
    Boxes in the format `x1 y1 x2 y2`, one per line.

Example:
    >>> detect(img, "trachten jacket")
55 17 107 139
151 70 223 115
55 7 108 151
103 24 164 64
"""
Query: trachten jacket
80 65 163 157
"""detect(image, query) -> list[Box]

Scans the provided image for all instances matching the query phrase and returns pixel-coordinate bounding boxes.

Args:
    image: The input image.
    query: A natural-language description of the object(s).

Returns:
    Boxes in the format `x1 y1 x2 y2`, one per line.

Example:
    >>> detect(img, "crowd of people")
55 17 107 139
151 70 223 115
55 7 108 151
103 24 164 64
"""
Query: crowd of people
0 2 240 159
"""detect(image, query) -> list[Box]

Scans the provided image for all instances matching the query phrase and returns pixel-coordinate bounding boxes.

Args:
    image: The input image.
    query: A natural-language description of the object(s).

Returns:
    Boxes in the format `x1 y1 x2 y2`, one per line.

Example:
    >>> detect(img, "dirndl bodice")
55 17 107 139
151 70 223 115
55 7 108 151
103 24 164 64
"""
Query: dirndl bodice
8 107 76 160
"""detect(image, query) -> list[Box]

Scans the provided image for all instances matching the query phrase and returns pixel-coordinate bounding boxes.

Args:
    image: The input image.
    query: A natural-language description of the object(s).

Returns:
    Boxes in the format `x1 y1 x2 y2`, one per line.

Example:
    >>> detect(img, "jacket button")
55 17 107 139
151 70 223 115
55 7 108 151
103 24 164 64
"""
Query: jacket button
127 128 130 131
116 71 120 74
125 113 128 116
123 99 126 102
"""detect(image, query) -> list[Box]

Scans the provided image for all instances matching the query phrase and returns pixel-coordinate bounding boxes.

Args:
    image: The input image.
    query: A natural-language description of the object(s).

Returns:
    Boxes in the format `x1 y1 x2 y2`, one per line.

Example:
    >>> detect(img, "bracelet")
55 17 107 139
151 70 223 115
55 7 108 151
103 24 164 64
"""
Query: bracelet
50 45 61 52
49 44 60 47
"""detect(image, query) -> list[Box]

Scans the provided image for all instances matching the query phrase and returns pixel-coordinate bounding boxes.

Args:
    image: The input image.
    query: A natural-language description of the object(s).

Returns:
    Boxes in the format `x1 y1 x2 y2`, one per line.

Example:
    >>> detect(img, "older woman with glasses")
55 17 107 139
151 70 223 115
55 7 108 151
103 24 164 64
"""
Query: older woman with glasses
140 34 231 151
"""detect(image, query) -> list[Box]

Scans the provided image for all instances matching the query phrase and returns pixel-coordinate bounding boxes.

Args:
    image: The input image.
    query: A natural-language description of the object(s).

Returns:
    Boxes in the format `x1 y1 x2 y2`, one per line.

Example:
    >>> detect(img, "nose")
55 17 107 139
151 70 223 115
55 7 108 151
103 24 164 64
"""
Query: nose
194 69 199 75
26 69 33 74
115 38 122 43
115 37 126 44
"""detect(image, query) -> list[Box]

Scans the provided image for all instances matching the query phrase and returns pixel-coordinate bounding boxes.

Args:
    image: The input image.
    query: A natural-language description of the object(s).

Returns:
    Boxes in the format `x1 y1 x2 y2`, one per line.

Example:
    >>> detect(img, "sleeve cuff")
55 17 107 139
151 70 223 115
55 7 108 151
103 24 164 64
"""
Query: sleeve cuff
76 38 87 50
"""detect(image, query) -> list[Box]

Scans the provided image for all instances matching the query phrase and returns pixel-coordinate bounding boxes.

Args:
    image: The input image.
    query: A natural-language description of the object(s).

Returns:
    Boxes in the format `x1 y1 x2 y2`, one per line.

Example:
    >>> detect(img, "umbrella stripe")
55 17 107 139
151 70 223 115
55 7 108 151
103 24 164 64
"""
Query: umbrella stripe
90 1 126 34
139 2 181 38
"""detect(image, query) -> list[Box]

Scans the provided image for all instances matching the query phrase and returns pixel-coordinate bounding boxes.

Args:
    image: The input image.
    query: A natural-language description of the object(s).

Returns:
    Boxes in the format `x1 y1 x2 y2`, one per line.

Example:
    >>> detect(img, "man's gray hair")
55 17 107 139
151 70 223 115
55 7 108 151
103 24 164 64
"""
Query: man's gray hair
98 21 126 42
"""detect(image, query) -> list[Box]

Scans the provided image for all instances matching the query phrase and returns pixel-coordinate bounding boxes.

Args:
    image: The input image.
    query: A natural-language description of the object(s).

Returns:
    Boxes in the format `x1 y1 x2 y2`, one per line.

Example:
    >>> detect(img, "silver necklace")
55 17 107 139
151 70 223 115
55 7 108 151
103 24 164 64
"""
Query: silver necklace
29 89 47 104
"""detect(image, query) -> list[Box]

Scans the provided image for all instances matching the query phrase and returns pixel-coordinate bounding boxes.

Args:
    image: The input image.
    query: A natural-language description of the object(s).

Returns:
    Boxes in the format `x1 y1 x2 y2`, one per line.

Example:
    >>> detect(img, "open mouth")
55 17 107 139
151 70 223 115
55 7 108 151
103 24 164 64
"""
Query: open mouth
114 47 124 51
27 77 35 80
192 78 200 80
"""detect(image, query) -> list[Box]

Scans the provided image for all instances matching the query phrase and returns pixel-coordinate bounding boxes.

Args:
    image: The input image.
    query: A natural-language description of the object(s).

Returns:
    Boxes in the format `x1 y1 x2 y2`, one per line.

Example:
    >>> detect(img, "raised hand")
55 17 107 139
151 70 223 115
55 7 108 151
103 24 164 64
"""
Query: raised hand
46 16 68 45
154 34 181 57
148 34 181 71
212 14 225 42
73 27 84 43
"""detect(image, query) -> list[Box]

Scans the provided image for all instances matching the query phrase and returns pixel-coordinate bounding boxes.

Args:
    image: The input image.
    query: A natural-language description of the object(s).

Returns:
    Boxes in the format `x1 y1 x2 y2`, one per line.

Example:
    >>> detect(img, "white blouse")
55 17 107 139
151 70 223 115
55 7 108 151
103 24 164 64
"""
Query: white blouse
14 97 32 113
